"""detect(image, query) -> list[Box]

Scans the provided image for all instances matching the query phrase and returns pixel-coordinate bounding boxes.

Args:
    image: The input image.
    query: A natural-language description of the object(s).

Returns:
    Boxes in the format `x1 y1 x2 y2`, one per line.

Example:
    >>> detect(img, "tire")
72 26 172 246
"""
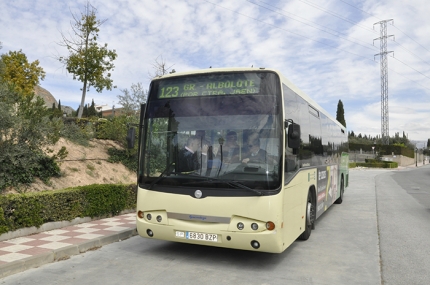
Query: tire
298 190 315 240
334 177 344 204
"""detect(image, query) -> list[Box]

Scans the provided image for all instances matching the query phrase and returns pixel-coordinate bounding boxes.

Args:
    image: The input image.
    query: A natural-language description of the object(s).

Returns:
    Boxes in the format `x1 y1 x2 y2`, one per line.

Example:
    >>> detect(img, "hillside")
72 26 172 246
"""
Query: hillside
6 138 137 194
34 85 74 115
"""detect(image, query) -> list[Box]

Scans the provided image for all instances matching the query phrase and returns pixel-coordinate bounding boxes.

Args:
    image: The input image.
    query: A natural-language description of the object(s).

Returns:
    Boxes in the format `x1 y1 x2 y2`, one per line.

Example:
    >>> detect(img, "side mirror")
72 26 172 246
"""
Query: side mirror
126 127 136 149
288 123 301 149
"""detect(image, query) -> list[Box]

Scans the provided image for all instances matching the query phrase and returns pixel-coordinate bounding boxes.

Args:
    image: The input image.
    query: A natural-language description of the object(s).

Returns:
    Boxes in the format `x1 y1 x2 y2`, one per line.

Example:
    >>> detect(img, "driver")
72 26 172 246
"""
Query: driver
242 132 268 164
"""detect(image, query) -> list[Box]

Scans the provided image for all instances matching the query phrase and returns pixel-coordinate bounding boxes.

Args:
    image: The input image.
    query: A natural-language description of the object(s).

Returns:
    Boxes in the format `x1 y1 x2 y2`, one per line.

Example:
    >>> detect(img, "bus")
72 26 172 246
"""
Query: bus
128 67 349 253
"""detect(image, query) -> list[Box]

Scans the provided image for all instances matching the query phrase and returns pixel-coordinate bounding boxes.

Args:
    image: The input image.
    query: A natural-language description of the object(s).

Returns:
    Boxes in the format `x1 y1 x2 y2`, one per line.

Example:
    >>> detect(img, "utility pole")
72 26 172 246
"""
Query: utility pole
373 19 394 145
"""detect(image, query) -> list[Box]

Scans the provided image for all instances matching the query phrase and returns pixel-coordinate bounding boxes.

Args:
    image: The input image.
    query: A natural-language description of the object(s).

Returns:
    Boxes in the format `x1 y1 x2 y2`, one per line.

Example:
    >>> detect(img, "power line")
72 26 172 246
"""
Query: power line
338 0 430 53
299 1 430 84
391 25 430 54
392 56 430 82
338 0 382 21
203 0 430 93
391 40 430 70
202 0 376 63
298 0 377 34
387 65 430 93
247 0 377 52
337 0 430 66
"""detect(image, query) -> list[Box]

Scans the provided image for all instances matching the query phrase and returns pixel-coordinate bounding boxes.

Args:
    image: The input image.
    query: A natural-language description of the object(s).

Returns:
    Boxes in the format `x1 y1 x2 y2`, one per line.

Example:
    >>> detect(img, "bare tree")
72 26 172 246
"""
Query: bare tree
147 55 175 79
117 83 147 116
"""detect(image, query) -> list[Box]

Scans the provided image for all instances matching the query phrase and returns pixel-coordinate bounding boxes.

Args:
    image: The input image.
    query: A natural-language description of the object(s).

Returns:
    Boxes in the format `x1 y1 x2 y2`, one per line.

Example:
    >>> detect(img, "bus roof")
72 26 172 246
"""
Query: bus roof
151 67 346 131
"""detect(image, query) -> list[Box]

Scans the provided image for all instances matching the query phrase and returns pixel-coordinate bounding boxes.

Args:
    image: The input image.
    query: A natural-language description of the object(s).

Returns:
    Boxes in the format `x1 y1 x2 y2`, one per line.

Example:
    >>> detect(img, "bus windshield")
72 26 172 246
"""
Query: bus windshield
140 71 282 195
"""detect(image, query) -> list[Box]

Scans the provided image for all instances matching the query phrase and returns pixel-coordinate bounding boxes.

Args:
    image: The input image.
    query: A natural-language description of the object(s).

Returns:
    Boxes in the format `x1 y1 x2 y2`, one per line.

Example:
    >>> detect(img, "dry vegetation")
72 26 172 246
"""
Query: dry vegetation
5 138 136 194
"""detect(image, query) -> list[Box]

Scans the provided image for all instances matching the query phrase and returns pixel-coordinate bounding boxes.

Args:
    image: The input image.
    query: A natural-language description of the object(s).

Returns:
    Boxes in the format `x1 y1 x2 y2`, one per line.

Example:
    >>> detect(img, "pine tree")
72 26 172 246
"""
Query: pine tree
336 100 346 128
88 99 97 117
58 100 62 111
83 105 89 117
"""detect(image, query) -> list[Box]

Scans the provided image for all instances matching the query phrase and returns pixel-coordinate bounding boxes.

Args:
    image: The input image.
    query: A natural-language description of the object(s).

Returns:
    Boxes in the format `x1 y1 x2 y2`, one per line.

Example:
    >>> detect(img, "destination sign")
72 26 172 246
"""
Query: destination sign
156 73 262 98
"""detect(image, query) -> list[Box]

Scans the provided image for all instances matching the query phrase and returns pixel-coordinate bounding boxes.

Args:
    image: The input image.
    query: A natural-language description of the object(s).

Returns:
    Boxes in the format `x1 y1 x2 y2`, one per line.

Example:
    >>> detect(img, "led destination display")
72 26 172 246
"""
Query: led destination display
157 73 262 98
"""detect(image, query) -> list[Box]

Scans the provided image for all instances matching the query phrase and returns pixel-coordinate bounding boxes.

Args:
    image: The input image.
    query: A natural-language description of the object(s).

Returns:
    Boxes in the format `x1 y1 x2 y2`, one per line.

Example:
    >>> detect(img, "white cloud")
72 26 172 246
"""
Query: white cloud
0 0 429 141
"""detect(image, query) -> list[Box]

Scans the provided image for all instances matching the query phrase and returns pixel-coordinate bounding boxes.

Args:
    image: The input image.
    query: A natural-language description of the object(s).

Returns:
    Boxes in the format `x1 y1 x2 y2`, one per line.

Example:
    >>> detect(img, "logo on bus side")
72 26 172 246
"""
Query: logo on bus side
189 215 207 221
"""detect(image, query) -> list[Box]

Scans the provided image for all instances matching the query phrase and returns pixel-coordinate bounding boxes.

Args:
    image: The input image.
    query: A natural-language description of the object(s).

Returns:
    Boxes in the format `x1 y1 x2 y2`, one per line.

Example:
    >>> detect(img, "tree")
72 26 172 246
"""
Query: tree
0 50 45 96
88 99 98 117
58 1 117 118
148 55 175 79
336 99 346 128
0 73 63 191
83 104 89 117
117 82 147 116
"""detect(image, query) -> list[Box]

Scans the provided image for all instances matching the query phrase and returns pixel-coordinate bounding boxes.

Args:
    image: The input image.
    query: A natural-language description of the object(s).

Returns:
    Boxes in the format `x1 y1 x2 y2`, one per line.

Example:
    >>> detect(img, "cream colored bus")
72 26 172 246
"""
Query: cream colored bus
128 67 349 253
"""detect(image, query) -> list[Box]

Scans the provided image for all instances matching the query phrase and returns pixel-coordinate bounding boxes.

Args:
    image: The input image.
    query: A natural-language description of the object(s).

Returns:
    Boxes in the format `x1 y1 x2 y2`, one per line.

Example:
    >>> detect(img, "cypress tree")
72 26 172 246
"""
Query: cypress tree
336 99 346 128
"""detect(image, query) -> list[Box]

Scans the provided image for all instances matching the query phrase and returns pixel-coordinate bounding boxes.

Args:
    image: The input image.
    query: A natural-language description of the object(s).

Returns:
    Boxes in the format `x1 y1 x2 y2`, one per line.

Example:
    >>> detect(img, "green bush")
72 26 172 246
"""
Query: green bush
60 120 95 146
356 161 398 168
107 148 138 172
0 184 137 235
0 144 61 191
349 143 414 159
349 162 357 168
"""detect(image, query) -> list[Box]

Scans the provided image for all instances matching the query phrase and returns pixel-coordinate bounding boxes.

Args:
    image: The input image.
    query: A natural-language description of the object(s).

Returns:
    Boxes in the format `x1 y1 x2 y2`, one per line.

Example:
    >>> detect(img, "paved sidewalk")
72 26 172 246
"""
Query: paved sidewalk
0 212 137 278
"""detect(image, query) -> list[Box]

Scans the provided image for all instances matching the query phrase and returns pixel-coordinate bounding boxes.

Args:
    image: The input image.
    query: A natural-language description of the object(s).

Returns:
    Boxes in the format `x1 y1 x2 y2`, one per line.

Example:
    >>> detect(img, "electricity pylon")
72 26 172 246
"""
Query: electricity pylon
374 19 394 145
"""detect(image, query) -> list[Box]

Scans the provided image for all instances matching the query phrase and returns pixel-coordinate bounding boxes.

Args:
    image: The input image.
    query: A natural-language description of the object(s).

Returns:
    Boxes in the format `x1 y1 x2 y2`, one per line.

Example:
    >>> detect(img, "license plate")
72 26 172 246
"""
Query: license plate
180 231 217 242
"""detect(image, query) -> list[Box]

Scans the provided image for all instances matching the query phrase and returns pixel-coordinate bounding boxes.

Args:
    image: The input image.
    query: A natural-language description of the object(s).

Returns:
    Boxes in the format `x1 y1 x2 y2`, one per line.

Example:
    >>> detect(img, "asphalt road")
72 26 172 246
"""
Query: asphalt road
1 166 429 285
376 165 430 285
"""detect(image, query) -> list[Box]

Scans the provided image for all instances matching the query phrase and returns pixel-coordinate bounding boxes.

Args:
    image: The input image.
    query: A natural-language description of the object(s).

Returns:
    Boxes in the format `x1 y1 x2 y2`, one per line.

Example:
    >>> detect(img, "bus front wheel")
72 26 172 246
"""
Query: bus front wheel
299 190 315 240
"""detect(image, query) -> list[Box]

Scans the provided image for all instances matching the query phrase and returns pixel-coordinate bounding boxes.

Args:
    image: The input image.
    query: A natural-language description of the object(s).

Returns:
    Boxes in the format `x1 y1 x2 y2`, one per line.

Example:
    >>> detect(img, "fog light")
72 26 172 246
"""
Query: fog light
237 222 244 230
251 240 260 249
156 215 162 223
146 229 154 237
146 213 152 220
251 223 258 230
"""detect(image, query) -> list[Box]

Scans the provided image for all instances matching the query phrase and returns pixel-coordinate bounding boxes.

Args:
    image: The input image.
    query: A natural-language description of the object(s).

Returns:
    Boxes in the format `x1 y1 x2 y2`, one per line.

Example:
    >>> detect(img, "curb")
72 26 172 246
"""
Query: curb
0 228 137 279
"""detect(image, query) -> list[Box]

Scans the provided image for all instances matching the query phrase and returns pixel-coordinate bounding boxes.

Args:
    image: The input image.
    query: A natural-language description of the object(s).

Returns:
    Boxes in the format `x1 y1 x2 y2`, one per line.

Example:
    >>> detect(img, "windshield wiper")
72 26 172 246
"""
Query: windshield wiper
228 181 263 196
184 178 262 196
148 162 174 190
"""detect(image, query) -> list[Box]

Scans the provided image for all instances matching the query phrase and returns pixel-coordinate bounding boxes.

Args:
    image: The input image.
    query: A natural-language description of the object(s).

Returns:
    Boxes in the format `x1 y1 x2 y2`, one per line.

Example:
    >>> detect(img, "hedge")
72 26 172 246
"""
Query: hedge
356 161 398 168
349 143 414 159
0 184 137 235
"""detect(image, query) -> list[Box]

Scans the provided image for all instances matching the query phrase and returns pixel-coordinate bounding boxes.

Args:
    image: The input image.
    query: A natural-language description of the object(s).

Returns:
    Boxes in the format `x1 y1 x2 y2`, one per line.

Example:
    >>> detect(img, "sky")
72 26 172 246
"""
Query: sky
1 0 429 145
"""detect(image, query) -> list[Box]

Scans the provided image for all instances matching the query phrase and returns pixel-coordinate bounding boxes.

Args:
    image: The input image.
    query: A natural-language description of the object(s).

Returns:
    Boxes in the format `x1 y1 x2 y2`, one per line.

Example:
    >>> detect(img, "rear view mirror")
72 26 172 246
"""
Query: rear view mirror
126 127 136 149
288 123 301 149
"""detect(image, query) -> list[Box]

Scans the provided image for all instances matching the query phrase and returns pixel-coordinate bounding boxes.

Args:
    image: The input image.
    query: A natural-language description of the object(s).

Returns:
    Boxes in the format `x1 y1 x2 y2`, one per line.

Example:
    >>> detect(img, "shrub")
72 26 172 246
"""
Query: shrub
60 121 94 146
356 161 398 168
0 144 61 192
0 184 137 235
107 148 138 172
